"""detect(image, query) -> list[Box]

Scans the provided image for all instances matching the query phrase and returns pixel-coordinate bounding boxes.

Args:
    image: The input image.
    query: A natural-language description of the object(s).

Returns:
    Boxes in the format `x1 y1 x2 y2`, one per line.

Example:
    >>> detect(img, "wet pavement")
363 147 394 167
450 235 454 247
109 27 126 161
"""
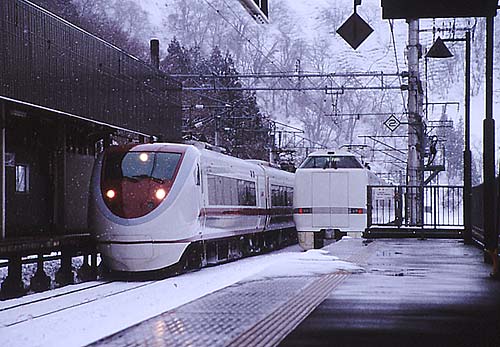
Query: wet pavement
89 238 500 347
281 239 500 347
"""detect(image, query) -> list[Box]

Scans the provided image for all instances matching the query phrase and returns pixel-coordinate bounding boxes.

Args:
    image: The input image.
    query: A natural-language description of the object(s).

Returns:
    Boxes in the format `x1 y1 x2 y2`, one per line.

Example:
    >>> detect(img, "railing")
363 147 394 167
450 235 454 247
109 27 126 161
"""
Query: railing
0 233 97 299
470 180 500 248
367 185 464 229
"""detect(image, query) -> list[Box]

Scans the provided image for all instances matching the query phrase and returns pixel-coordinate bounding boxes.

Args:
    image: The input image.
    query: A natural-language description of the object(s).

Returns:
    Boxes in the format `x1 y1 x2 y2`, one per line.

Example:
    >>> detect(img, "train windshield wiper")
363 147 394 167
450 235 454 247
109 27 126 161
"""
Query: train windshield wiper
123 176 139 182
132 174 164 184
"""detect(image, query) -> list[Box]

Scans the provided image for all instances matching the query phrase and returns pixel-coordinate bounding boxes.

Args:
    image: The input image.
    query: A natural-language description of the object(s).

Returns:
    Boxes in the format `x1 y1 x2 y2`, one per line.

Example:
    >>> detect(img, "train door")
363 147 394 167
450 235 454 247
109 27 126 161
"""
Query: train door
264 175 271 229
255 171 267 230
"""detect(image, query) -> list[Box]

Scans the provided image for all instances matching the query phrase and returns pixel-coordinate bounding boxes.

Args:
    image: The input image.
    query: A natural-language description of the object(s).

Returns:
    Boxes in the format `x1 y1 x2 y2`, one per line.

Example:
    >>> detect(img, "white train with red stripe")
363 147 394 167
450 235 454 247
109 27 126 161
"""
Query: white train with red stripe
88 142 295 275
293 150 382 249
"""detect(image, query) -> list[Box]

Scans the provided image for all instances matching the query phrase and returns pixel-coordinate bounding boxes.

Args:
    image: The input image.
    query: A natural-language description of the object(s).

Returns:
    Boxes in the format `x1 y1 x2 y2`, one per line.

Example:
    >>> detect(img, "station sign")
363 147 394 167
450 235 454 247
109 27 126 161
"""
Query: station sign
373 187 395 200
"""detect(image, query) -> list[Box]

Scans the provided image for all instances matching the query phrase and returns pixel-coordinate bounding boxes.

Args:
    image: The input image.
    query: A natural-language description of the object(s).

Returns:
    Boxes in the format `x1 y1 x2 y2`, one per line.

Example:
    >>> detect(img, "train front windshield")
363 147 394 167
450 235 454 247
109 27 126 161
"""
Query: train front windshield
103 152 182 182
300 156 363 169
101 150 182 218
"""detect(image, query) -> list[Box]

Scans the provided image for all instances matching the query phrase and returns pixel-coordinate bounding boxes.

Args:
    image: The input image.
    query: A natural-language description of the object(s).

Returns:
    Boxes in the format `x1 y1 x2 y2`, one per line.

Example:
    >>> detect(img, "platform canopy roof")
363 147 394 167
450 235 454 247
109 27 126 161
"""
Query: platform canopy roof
381 0 498 19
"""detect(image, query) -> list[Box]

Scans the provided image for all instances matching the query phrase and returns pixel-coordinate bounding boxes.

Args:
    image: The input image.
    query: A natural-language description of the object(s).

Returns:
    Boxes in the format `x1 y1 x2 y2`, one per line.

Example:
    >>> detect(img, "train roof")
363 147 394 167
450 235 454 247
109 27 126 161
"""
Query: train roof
306 149 357 157
126 143 190 152
113 142 293 176
245 159 281 169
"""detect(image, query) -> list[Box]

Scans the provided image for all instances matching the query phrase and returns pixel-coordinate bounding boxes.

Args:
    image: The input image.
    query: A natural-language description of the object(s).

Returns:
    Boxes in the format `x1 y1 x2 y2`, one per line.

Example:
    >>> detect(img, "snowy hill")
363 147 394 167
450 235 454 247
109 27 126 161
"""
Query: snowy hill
126 0 498 178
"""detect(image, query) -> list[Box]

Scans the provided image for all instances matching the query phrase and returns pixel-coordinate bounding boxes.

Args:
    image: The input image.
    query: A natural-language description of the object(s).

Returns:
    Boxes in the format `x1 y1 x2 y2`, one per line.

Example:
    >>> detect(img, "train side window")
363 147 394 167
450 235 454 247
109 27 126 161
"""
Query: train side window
15 164 29 193
271 185 293 206
207 175 217 204
208 175 256 206
271 185 278 206
238 180 256 206
246 182 256 206
195 164 200 186
287 187 294 206
215 176 224 205
227 178 238 205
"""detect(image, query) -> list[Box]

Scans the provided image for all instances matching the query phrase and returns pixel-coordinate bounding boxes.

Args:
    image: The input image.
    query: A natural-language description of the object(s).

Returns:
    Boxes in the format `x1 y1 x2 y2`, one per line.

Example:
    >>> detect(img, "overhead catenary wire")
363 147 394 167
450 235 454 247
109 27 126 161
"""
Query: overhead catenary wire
201 0 338 107
202 0 286 74
388 19 408 114
199 0 330 148
198 0 413 162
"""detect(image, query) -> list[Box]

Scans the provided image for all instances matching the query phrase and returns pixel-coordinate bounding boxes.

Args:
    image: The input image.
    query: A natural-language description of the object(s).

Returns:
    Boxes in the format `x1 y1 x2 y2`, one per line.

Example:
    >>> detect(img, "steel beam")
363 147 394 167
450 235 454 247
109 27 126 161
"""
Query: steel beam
483 16 497 255
0 101 5 240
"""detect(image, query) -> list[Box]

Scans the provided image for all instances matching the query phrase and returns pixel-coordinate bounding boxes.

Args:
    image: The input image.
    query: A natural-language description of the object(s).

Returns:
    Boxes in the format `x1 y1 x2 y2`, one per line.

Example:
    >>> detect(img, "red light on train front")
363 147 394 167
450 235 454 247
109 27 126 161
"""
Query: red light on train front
155 188 167 200
105 189 116 199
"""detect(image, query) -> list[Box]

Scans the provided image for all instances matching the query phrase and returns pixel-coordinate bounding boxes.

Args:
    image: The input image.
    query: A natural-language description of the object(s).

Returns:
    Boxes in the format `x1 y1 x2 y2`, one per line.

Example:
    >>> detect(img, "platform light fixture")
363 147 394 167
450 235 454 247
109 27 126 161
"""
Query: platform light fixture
425 37 453 59
425 31 472 243
238 0 269 24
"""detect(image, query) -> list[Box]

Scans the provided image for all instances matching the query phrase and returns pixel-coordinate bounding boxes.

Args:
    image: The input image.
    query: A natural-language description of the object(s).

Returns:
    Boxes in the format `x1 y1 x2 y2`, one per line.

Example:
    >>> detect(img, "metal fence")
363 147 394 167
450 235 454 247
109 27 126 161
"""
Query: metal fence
470 180 500 247
0 0 182 141
368 185 464 229
471 183 484 243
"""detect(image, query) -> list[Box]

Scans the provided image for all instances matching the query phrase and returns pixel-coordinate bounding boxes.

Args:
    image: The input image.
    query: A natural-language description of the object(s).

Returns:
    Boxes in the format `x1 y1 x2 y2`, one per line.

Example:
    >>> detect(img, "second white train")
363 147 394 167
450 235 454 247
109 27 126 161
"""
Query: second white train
293 150 382 249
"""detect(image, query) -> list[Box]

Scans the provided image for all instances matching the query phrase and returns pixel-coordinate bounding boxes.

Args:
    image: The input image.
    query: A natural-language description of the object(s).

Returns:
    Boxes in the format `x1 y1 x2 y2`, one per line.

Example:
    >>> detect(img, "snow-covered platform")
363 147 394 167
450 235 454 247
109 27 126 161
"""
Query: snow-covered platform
89 238 500 347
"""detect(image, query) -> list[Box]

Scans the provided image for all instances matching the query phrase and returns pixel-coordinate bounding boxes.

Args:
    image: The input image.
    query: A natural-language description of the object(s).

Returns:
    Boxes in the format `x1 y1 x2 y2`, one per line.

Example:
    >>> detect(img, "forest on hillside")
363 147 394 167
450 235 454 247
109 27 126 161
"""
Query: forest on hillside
33 0 500 184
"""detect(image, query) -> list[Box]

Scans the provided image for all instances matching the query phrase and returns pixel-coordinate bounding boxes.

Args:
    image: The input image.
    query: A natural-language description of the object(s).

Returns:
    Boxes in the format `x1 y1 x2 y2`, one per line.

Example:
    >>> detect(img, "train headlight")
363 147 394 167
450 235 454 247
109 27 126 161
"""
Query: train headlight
155 188 166 200
139 153 149 162
105 189 116 199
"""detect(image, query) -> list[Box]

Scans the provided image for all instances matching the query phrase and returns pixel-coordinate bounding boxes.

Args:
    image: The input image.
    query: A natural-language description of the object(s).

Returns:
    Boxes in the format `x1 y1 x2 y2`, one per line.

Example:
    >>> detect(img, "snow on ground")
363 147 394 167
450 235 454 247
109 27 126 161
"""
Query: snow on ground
0 240 362 347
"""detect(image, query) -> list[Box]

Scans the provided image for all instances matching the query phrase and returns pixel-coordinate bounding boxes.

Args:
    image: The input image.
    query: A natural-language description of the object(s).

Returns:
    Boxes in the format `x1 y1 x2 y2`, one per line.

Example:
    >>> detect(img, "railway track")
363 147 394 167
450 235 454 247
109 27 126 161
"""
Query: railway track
0 280 156 327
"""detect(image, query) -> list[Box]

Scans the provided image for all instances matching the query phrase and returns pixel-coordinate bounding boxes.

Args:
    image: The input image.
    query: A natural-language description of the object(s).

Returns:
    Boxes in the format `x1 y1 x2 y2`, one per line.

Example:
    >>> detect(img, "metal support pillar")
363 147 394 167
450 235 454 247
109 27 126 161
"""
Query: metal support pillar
483 16 498 265
406 19 424 226
463 30 472 244
91 251 98 279
77 253 98 281
0 257 26 299
55 251 74 286
0 101 5 240
30 254 51 292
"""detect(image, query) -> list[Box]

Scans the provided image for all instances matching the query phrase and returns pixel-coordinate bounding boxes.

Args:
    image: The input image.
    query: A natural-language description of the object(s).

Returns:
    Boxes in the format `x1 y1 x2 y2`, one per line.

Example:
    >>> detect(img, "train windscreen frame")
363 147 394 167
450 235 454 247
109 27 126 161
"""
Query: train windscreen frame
101 149 183 218
103 152 182 183
300 155 363 169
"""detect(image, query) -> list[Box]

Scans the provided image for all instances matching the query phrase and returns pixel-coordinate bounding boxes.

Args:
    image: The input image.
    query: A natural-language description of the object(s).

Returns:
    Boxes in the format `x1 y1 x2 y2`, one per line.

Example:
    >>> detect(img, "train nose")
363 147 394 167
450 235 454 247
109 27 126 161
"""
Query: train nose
100 149 182 218
103 179 172 218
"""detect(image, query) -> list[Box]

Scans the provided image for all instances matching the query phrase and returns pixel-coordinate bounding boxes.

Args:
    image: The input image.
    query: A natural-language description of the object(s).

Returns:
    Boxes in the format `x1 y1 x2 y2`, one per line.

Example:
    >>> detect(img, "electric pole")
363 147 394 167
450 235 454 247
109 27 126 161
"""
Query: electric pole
407 19 424 226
